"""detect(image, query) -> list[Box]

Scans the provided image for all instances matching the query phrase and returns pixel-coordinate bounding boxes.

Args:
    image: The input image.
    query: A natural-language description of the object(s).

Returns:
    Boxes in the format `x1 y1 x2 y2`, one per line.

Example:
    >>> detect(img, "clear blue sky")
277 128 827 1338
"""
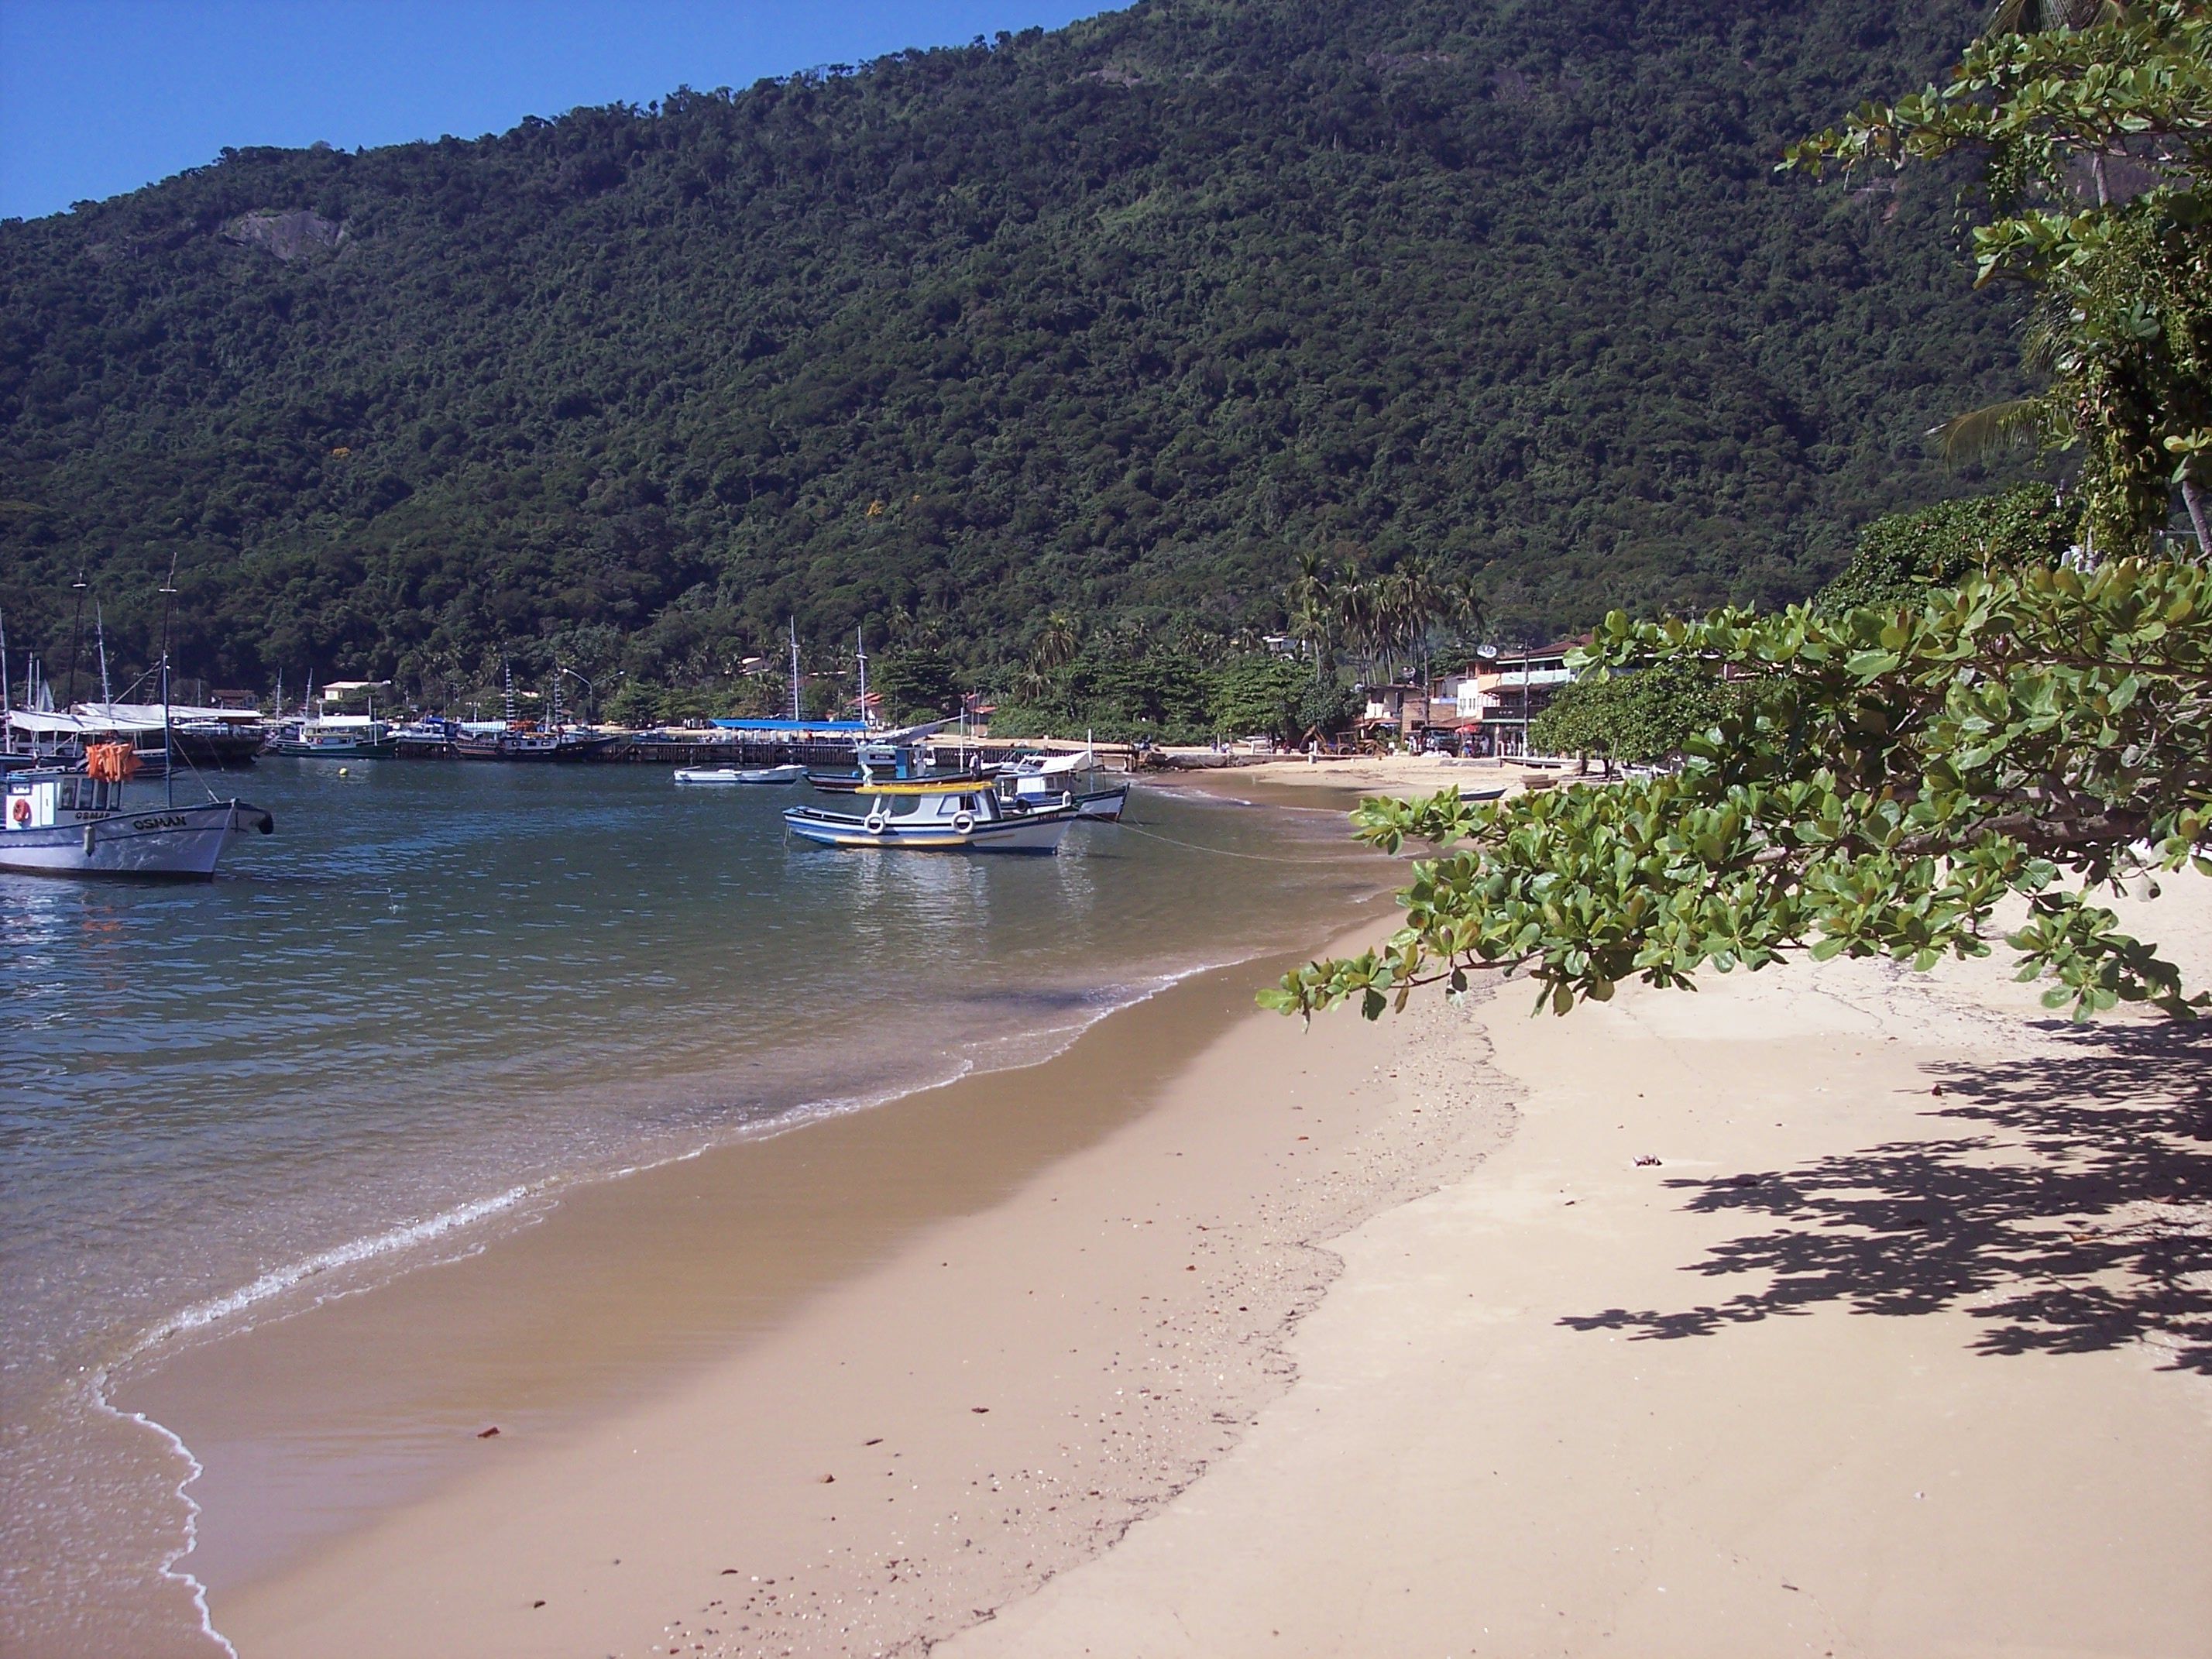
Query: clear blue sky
0 0 1113 222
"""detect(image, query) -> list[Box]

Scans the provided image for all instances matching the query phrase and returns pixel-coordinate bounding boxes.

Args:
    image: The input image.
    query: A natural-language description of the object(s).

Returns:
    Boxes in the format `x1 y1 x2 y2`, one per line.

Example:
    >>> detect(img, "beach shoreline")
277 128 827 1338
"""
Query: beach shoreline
143 901 1513 1658
110 806 2212 1659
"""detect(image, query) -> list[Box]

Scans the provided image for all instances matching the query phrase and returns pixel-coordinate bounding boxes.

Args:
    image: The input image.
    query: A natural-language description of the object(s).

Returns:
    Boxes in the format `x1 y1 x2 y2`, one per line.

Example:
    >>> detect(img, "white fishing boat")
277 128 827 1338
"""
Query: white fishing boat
674 762 808 785
1 747 273 878
1 564 276 878
1007 750 1132 821
784 777 1075 853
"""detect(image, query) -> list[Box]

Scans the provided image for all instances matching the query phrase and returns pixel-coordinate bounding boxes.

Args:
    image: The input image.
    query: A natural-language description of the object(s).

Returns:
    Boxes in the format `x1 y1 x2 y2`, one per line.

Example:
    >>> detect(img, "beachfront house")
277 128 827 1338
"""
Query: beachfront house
1356 682 1432 747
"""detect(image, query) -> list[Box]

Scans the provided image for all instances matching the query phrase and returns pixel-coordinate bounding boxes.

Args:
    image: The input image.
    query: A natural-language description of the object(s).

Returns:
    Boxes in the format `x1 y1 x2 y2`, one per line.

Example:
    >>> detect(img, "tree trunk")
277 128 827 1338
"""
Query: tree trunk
2183 475 2212 556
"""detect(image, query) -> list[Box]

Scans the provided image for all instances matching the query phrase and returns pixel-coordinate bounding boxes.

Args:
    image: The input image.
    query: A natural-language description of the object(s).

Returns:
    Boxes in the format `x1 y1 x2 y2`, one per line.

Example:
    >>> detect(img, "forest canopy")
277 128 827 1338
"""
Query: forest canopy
0 0 2035 698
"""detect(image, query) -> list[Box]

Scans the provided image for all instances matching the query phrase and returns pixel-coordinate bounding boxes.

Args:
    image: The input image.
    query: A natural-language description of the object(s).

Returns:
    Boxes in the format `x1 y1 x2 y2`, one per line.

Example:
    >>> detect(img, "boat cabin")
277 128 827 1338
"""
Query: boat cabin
5 771 125 831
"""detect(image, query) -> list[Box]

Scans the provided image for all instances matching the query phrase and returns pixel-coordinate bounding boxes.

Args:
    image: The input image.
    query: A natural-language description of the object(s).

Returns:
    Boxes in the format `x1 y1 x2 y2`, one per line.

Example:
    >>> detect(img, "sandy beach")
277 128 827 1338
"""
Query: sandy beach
1152 750 1555 802
153 855 2210 1658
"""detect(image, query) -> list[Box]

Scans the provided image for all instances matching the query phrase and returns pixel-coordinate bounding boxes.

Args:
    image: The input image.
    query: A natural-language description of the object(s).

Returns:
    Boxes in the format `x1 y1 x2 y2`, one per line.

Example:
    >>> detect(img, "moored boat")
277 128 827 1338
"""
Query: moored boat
784 777 1074 853
674 762 808 785
454 726 618 761
1006 751 1132 821
270 714 395 759
1 744 273 878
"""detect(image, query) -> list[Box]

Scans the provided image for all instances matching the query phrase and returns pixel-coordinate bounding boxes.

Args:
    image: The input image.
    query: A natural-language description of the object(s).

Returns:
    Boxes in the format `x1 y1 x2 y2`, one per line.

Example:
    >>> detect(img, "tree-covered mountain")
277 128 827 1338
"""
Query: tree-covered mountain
0 0 2032 699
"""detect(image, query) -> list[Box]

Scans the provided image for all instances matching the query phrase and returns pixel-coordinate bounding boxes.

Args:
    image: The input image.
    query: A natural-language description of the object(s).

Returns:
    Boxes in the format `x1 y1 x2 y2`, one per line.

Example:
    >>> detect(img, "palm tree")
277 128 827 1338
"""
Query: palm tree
1393 557 1454 690
1032 611 1080 674
1335 577 1379 684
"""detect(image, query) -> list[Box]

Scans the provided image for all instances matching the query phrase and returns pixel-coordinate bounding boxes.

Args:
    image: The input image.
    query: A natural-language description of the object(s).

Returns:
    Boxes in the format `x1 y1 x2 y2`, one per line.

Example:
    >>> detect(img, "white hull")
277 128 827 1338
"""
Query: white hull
674 764 808 785
0 800 273 878
1012 781 1130 821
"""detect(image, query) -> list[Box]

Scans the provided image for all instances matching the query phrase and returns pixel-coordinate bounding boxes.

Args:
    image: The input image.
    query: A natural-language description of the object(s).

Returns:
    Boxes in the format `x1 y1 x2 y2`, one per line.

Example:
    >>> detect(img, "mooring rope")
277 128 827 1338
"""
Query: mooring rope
1112 821 1367 864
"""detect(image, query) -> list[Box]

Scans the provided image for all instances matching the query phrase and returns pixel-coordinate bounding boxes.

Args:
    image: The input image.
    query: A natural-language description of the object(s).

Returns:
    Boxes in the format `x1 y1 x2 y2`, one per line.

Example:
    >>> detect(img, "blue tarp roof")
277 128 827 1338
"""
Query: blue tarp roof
709 718 869 732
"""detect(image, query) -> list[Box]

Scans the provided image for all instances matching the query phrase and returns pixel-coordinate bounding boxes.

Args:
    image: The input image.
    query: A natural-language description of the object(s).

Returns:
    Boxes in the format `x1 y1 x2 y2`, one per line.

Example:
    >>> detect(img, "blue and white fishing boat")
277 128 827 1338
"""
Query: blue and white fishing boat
784 777 1074 853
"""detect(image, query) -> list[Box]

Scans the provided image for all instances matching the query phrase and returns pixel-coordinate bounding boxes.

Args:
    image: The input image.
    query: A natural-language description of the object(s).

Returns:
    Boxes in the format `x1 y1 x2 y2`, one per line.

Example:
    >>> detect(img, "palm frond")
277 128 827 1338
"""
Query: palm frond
1932 397 2051 465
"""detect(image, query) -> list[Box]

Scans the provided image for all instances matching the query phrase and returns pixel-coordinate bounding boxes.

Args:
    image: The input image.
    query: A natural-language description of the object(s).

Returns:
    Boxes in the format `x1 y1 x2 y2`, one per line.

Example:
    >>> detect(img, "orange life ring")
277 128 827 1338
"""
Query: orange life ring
9 797 29 826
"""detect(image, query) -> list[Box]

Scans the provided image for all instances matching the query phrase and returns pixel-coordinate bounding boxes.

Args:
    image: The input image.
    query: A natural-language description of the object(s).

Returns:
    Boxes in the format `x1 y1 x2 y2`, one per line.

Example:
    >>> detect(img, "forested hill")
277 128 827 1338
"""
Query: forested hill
0 0 2028 694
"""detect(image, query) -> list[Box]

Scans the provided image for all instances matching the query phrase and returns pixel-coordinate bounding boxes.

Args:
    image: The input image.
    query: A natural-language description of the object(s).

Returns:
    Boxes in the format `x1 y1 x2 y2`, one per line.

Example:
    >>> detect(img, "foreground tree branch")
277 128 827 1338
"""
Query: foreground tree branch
1262 558 2212 1026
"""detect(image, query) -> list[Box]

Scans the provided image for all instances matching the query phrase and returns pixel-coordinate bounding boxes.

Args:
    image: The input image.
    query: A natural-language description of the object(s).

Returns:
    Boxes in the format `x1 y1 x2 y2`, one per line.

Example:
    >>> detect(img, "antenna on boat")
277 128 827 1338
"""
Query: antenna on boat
157 550 179 809
788 619 801 723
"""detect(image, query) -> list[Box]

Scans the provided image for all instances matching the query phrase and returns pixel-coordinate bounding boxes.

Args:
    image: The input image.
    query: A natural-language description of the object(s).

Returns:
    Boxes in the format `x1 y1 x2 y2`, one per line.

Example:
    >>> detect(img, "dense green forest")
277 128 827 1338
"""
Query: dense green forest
0 0 2035 702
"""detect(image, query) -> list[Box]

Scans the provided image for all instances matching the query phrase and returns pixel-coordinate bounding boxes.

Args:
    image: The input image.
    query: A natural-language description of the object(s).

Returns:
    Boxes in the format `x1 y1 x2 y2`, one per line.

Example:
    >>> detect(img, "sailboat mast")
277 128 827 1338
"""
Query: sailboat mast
96 603 112 706
856 627 869 730
788 620 801 723
64 570 88 711
157 552 179 808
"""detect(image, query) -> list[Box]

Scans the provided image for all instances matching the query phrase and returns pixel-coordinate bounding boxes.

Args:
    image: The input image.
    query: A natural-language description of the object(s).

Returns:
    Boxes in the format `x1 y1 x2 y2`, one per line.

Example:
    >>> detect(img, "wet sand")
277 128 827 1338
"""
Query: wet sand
139 909 1513 1657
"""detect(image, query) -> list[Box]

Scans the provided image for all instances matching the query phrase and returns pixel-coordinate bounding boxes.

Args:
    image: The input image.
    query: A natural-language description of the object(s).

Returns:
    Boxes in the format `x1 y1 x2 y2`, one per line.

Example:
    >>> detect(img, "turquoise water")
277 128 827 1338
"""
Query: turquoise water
0 760 1378 1655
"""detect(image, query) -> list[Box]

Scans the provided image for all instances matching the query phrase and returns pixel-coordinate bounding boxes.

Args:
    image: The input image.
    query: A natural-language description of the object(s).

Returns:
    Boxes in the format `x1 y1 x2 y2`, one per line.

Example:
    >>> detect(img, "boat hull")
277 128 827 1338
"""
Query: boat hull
675 764 807 785
270 740 397 759
455 735 619 762
0 800 274 878
782 807 1073 853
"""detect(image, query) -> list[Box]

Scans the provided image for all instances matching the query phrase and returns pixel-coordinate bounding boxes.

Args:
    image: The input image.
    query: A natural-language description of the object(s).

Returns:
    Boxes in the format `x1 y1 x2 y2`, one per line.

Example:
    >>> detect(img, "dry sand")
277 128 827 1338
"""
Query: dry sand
1155 751 1554 802
950 879 2212 1659
202 874 2210 1659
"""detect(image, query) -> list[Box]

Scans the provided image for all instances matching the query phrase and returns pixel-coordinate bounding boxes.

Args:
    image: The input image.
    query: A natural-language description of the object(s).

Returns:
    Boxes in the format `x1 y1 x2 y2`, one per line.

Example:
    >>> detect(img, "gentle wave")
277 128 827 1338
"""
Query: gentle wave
143 1183 538 1350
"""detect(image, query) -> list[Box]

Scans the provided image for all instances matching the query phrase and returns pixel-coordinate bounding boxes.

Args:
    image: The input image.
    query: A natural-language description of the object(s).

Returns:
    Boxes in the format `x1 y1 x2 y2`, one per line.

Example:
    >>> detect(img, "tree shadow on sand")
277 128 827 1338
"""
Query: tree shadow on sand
1561 1022 2212 1374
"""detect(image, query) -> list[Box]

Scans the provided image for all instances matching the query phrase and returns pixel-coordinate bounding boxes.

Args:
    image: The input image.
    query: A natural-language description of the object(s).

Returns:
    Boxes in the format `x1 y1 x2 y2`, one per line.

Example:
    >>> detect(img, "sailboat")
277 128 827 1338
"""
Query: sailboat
455 661 616 761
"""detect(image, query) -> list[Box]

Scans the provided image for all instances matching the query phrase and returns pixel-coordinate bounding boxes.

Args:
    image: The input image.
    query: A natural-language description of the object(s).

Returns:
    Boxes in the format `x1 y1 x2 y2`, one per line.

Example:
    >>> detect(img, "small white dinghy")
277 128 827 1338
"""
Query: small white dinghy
673 762 809 785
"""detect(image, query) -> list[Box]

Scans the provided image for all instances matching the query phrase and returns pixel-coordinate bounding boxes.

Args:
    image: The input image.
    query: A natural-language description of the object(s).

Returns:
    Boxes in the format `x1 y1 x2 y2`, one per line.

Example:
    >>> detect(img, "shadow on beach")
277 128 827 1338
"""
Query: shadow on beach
1561 1022 2212 1374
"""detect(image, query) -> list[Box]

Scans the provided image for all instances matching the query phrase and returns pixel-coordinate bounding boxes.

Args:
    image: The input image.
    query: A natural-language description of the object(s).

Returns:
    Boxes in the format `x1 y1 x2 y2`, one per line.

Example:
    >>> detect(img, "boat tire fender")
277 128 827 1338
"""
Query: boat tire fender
864 812 889 834
952 811 975 833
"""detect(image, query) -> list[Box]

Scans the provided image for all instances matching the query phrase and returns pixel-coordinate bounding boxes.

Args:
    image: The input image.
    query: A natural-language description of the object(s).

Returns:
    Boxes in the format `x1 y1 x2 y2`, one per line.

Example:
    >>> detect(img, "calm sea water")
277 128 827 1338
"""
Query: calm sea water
0 759 1378 1655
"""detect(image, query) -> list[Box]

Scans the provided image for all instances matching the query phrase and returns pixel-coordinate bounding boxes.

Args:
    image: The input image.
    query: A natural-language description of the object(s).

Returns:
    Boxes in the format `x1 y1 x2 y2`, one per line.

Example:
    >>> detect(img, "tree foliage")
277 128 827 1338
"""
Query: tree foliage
1268 4 2212 1032
1812 482 2078 613
1264 556 2211 1025
1785 0 2212 555
0 0 2032 696
1528 660 1740 766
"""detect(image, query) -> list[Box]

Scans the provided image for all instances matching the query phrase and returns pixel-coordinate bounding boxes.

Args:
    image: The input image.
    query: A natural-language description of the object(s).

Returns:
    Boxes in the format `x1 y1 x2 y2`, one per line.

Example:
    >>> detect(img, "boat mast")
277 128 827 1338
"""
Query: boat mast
788 620 801 723
64 569 88 711
157 551 179 808
855 627 867 730
96 603 112 706
503 658 517 727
